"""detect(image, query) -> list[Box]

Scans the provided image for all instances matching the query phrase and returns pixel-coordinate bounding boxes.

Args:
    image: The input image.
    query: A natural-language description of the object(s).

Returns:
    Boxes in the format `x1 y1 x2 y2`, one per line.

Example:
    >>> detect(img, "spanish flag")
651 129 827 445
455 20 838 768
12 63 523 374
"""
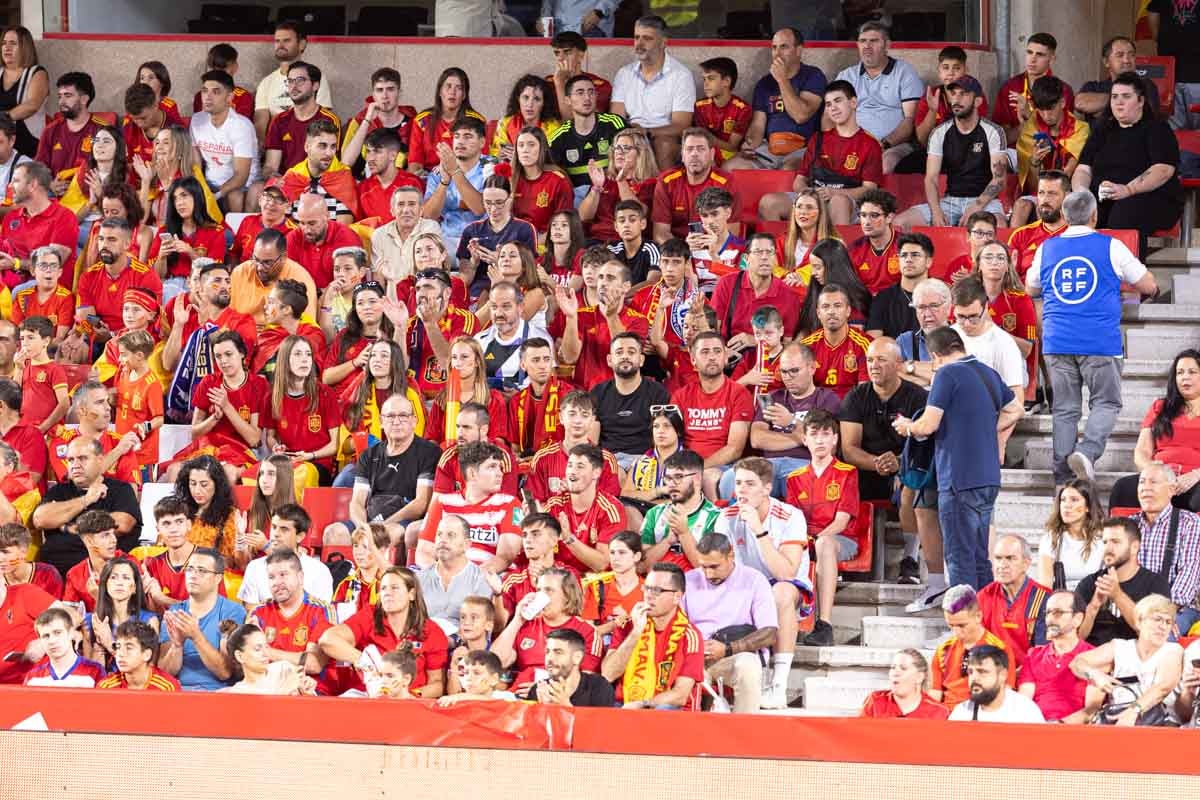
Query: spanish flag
1135 0 1153 40
444 368 461 443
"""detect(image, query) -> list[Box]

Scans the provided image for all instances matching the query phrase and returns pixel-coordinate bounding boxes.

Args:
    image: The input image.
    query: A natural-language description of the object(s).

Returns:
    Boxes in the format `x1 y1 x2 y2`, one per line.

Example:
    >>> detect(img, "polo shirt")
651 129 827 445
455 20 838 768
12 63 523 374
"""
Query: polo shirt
710 272 802 339
927 355 1013 491
416 561 494 625
612 53 697 129
682 562 778 641
835 57 924 142
0 201 80 287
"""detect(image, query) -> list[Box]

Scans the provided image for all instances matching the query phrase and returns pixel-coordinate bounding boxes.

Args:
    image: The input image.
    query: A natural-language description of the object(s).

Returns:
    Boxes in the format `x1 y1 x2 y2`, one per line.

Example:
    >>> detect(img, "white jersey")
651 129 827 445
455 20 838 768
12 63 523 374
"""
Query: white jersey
715 498 811 589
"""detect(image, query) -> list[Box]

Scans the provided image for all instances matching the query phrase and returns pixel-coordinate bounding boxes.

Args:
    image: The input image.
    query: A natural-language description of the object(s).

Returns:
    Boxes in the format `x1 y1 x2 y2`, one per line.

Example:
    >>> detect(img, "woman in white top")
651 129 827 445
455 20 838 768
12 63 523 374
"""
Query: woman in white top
1038 479 1105 589
223 624 317 695
1070 594 1184 725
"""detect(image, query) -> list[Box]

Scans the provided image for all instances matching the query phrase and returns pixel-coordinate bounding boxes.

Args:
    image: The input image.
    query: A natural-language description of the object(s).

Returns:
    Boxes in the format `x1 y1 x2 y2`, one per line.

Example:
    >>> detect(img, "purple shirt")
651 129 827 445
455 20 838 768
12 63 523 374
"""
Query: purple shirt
754 387 843 460
682 563 779 639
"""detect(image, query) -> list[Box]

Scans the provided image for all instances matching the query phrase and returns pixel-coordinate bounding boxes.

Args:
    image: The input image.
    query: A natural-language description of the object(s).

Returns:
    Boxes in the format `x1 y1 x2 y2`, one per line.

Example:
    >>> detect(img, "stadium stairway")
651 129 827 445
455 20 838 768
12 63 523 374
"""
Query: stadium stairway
791 273 1200 714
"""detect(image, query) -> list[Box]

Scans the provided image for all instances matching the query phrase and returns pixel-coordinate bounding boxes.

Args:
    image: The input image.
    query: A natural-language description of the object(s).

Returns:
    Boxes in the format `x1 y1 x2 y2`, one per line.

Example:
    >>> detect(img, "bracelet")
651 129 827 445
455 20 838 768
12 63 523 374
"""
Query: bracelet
440 178 450 187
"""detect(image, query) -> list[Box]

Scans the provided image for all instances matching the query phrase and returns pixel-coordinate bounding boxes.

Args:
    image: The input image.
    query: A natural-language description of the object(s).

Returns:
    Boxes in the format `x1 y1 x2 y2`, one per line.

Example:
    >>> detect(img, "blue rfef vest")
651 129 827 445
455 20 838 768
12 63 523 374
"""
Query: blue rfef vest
1038 231 1124 357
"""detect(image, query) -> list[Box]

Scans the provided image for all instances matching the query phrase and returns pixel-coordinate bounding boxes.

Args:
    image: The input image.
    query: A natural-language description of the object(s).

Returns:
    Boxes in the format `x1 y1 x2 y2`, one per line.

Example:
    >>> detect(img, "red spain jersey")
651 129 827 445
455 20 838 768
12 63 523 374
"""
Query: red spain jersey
798 127 884 188
609 612 704 707
508 377 572 458
931 252 974 284
547 305 649 389
230 214 297 264
77 259 163 332
650 167 739 240
266 106 342 171
433 441 520 496
977 577 1050 668
23 655 106 687
931 631 1014 707
192 372 269 453
860 690 950 719
342 609 449 692
498 562 580 616
35 114 104 178
343 103 417 171
408 109 487 170
988 288 1039 389
509 614 602 694
143 551 190 604
541 491 627 577
581 573 644 627
801 328 871 399
693 96 753 161
671 376 755 460
425 389 512 447
1007 220 1066 280
23 562 64 599
63 551 132 613
631 280 697 351
847 232 901 294
729 346 784 393
992 71 1073 130
10 285 73 329
48 427 138 485
785 459 860 532
251 596 334 653
114 366 164 465
526 442 622 504
0 583 54 683
146 224 228 278
97 665 181 691
357 170 424 222
418 491 523 565
405 308 479 397
513 170 574 237
263 386 341 472
18 360 66 429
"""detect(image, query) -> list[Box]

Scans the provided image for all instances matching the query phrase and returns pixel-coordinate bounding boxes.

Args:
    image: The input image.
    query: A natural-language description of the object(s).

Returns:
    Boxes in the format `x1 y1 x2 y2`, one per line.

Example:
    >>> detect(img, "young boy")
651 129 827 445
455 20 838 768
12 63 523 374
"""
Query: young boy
437 649 517 705
935 211 996 284
688 187 745 294
694 57 752 165
731 306 785 393
11 246 73 342
113 329 164 475
915 47 990 147
0 523 62 598
606 200 661 289
141 496 199 610
784 409 859 647
1010 75 1090 227
97 619 181 690
24 607 106 687
14 316 68 433
95 288 160 385
369 649 416 699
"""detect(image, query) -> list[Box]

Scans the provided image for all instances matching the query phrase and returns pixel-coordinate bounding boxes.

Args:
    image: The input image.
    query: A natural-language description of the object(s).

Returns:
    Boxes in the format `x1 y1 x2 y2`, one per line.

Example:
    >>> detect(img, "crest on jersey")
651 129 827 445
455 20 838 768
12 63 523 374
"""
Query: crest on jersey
825 482 841 501
566 149 580 162
308 414 322 433
1002 313 1016 331
844 153 859 171
536 191 550 208
519 637 535 650
843 352 857 371
887 256 900 275
294 625 309 645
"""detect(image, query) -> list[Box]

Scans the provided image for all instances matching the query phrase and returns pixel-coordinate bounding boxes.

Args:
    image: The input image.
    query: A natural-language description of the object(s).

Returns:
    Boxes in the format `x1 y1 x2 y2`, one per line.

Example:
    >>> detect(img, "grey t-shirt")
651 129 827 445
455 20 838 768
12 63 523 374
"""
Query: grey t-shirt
417 561 494 627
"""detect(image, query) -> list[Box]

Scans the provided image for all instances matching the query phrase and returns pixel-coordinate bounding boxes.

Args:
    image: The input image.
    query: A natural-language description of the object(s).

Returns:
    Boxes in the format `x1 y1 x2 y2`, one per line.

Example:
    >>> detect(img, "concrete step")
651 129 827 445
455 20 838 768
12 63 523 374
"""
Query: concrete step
1122 303 1200 325
1023 439 1135 473
994 494 1056 529
802 675 889 712
999 525 1050 551
1014 414 1143 438
793 644 926 670
833 582 926 607
861 615 948 649
1173 274 1200 304
1001 467 1120 494
1126 328 1197 361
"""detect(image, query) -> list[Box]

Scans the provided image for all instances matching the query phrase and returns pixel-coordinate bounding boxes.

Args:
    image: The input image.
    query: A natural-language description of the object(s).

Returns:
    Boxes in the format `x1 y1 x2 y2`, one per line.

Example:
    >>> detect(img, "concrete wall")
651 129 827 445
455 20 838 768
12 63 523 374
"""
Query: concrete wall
1004 0 1137 90
34 37 997 124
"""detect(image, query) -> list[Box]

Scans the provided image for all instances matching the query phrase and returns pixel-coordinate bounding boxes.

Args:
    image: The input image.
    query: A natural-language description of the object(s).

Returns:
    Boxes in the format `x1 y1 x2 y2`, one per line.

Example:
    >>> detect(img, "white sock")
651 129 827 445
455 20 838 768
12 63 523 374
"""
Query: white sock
772 653 792 691
902 533 920 560
926 572 947 592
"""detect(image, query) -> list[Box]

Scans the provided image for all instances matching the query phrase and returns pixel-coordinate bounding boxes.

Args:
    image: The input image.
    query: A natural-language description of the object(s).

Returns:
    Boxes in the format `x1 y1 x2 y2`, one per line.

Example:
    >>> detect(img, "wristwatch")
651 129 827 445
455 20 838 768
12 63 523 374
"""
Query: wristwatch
905 361 915 375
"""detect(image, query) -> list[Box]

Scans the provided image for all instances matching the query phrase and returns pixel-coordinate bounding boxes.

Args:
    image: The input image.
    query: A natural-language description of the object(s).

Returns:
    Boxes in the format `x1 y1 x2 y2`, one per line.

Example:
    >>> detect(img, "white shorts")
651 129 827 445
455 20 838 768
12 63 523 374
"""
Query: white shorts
910 196 1004 226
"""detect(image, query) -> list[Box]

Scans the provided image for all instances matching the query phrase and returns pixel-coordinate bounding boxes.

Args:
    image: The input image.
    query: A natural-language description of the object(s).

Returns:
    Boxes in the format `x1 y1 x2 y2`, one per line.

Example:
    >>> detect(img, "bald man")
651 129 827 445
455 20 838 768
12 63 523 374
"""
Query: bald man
839 337 940 589
285 192 362 290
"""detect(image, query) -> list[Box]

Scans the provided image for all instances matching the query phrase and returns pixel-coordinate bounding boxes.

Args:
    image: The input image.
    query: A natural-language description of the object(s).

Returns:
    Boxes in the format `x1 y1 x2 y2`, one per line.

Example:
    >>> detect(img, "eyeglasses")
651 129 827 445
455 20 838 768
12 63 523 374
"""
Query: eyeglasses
643 585 680 597
650 404 681 417
747 249 776 257
252 255 281 268
859 211 885 220
482 199 509 208
913 301 945 312
662 471 698 484
184 565 221 576
285 77 310 85
978 254 1009 264
611 143 636 152
414 268 451 287
955 311 987 324
381 412 415 421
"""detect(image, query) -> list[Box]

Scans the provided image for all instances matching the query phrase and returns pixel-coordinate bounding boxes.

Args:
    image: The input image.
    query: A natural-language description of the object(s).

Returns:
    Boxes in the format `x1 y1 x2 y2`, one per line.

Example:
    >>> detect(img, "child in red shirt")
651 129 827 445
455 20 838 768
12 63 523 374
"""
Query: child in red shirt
114 330 164 473
694 57 752 164
15 316 68 433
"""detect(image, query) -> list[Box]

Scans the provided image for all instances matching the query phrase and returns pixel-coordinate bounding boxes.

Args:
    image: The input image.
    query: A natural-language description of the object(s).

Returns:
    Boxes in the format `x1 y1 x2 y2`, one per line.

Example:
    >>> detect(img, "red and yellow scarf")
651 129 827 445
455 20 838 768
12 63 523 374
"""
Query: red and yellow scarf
622 608 692 703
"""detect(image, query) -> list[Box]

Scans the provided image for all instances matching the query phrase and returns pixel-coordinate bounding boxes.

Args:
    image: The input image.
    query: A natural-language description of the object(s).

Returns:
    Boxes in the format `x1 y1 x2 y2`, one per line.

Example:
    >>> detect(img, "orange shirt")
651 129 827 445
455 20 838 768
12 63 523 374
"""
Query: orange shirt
581 574 644 627
10 286 74 329
115 366 163 464
930 631 1015 707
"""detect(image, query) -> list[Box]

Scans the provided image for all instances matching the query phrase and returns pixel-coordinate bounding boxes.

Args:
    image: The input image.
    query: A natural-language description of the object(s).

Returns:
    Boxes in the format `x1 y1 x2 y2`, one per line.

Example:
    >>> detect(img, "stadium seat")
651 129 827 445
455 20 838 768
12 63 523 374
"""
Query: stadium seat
911 225 969 271
757 219 787 237
1098 228 1139 255
880 173 934 211
1135 55 1176 118
277 5 346 36
348 5 428 36
838 501 887 581
728 169 793 227
58 364 91 395
232 484 254 510
300 487 353 551
1110 506 1139 518
187 4 270 34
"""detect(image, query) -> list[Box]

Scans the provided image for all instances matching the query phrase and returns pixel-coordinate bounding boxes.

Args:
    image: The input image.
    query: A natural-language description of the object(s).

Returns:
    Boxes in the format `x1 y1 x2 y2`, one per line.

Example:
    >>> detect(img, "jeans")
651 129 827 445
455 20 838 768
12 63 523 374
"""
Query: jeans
937 485 999 590
1171 82 1200 130
717 456 809 499
333 464 357 488
1046 354 1123 484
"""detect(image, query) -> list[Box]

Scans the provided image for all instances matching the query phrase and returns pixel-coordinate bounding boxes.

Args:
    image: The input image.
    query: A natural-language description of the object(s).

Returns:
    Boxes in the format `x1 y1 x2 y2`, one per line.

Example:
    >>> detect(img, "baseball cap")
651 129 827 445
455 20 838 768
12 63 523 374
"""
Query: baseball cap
947 75 984 96
261 182 287 201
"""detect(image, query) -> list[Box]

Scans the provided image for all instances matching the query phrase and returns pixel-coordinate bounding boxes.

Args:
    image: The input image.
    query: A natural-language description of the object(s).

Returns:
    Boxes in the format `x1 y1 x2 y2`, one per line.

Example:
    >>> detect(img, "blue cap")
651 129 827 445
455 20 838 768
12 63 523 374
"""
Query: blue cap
947 75 984 97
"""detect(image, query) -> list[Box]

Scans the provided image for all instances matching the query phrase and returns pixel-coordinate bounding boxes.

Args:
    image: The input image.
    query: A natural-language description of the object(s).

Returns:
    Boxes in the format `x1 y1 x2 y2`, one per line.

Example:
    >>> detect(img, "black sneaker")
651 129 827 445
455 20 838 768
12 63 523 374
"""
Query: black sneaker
802 620 834 647
898 557 921 584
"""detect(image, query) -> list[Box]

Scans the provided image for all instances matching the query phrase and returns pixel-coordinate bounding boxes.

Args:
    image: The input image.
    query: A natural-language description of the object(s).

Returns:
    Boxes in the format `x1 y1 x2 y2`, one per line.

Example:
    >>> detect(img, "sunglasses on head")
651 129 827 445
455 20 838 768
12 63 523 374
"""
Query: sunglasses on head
414 269 451 287
650 404 681 418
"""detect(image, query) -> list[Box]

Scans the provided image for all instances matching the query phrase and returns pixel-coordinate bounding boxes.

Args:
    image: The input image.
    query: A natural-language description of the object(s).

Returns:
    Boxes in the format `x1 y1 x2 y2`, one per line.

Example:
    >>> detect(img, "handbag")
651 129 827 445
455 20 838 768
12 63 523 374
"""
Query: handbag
1095 682 1178 727
1052 535 1068 591
808 130 863 190
899 410 936 490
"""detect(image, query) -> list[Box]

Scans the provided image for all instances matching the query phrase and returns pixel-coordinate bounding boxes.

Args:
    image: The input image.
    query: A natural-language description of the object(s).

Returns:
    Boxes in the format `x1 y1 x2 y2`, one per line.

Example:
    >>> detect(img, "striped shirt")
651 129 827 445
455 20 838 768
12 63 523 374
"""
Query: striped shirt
1136 508 1200 607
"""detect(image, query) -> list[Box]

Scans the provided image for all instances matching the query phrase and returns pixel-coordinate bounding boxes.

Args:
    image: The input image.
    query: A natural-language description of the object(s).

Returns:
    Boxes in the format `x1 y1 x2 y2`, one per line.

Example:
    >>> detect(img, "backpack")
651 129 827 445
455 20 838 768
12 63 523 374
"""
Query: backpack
899 410 936 490
325 551 354 588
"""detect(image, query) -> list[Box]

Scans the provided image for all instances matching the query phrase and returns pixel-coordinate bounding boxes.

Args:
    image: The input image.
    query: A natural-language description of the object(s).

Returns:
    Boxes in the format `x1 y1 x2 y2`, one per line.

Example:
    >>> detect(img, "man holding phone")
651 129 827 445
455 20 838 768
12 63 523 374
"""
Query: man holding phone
76 218 163 334
1011 77 1089 229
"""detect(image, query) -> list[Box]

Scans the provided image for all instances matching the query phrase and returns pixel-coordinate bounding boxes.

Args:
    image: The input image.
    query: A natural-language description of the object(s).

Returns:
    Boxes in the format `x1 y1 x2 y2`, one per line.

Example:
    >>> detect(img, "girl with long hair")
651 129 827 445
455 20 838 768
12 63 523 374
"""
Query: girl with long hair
61 125 130 221
135 60 184 125
393 232 469 312
265 335 340 487
408 67 486 172
0 26 47 156
424 336 511 445
779 189 837 279
1039 479 1104 589
132 125 221 226
477 241 548 328
458 173 538 295
509 126 573 242
148 175 227 292
175 454 247 570
225 624 316 695
246 454 298 546
83 555 158 669
81 182 150 267
797 239 871 334
541 209 587 287
322 280 404 390
578 127 658 241
969 239 1037 368
491 74 562 160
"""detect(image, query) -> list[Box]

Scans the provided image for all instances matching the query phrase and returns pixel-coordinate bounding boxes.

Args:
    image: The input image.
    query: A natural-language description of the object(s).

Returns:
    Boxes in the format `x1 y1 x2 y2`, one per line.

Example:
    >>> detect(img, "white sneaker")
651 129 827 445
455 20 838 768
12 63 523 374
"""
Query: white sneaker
1067 451 1095 481
760 684 788 710
905 586 946 614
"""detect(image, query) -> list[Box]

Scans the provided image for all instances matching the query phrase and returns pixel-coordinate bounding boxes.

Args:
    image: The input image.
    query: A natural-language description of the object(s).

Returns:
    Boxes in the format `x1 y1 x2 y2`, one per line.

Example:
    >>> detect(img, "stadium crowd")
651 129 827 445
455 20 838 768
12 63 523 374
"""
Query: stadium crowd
0 13 1198 723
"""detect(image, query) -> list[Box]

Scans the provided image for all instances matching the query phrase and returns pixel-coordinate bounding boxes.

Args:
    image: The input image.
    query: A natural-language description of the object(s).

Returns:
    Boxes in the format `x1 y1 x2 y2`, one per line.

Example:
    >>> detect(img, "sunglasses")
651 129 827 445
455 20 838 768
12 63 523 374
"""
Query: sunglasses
650 404 681 418
414 269 451 287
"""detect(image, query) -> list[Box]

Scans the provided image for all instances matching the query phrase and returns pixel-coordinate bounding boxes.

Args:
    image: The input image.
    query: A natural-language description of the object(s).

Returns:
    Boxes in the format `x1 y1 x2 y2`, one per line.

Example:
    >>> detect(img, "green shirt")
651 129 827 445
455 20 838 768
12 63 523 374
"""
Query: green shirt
641 499 722 553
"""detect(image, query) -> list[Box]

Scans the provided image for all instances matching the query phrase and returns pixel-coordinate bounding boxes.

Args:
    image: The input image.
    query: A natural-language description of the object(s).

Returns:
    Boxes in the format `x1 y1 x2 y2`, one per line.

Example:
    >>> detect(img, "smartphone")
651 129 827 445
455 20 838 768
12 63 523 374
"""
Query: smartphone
687 222 704 235
757 393 772 412
3 651 23 662
1032 132 1052 148
522 590 551 620
86 315 103 327
158 232 173 242
1191 658 1200 668
520 486 538 512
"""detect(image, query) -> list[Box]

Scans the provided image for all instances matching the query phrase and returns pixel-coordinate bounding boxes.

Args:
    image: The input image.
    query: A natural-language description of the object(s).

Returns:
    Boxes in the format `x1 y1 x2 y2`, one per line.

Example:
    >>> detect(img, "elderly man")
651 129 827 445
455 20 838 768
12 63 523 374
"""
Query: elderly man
929 584 1014 707
1027 191 1157 485
683 532 779 714
1075 36 1149 121
0 161 79 289
977 534 1050 670
834 22 924 174
610 15 696 167
650 128 737 243
230 227 319 330
286 192 362 291
76 218 162 333
897 278 951 388
415 512 495 627
725 27 825 172
1132 463 1200 628
840 337 936 589
31 437 141 578
1018 589 1093 722
371 185 441 290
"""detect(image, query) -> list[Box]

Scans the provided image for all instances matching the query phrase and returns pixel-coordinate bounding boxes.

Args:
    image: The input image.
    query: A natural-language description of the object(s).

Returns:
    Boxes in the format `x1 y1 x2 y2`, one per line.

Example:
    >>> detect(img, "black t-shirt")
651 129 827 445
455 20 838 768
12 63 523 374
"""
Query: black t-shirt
1079 116 1183 204
838 381 928 501
866 283 918 339
1075 566 1172 646
355 436 442 520
524 672 616 707
36 477 143 576
591 377 671 455
606 241 661 283
1077 79 1162 123
932 118 1004 198
1149 0 1200 81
